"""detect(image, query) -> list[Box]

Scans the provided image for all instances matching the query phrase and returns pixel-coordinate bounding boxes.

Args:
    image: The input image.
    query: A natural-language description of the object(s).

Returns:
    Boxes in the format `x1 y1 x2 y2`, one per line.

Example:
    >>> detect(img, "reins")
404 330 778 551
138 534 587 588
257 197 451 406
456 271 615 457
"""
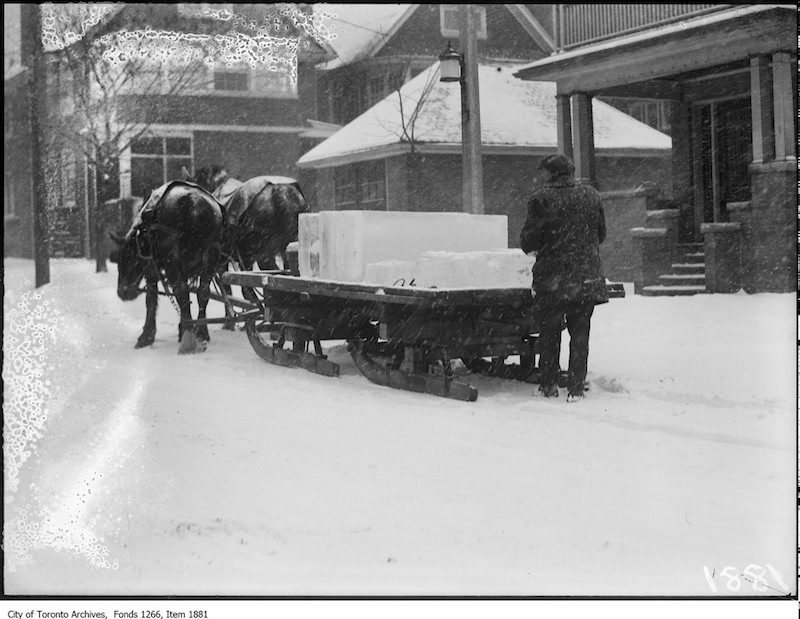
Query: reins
134 223 223 313
133 226 183 317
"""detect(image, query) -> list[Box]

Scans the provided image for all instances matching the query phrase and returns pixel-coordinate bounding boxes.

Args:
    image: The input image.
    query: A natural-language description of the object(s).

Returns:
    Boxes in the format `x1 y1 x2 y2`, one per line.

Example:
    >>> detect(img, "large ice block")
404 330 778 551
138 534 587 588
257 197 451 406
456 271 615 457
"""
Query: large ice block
299 211 508 281
363 259 418 287
414 250 534 288
365 250 534 289
298 213 321 277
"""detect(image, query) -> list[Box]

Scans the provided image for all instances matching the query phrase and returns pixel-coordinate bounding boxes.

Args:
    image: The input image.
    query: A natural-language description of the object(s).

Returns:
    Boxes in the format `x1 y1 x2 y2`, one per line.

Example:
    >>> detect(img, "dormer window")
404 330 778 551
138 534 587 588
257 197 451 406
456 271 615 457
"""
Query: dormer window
214 71 249 92
440 5 487 39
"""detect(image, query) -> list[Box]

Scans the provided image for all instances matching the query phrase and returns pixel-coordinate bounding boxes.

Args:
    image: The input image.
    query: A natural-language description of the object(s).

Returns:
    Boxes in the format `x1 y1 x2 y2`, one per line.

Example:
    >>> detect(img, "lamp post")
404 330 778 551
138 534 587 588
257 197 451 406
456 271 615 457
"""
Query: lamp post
438 5 484 214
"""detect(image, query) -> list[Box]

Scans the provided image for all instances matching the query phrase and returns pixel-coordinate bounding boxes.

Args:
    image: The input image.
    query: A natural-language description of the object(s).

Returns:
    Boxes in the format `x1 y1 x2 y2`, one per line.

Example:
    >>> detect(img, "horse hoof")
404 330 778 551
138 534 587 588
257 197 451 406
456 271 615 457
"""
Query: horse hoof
135 337 154 348
178 330 208 354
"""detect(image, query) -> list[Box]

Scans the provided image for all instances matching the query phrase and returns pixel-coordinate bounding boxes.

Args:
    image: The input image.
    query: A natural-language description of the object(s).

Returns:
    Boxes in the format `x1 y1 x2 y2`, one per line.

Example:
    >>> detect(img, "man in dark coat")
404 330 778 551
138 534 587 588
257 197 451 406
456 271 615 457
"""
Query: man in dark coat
520 154 608 401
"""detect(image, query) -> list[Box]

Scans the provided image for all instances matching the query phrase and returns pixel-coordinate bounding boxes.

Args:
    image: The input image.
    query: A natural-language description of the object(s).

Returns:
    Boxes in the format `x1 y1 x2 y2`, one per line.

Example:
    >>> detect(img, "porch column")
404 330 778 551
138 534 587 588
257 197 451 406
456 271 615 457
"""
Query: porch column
570 92 596 186
772 52 796 160
749 55 774 164
556 94 573 159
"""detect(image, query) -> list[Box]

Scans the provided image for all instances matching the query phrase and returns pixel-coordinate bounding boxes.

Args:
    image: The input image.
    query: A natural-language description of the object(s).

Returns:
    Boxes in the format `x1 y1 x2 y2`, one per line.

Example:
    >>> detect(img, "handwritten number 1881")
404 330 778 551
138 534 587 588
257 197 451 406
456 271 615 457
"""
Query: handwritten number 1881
703 564 788 594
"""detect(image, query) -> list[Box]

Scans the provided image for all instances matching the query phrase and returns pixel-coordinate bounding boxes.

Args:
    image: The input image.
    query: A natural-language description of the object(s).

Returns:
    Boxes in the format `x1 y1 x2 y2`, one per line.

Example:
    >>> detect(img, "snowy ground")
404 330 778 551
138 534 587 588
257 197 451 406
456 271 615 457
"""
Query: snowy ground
3 258 796 599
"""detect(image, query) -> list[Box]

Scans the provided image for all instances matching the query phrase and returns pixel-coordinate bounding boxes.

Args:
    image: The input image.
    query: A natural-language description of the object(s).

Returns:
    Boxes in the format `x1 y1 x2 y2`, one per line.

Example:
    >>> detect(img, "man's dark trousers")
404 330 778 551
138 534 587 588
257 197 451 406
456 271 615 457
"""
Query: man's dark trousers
537 300 595 395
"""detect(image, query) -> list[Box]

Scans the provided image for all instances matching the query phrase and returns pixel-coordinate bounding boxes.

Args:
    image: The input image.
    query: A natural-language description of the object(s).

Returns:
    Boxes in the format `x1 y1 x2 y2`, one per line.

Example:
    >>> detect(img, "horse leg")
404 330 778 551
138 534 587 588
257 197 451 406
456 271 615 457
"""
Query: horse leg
135 278 158 348
239 251 261 305
218 264 236 331
175 281 193 342
195 273 212 342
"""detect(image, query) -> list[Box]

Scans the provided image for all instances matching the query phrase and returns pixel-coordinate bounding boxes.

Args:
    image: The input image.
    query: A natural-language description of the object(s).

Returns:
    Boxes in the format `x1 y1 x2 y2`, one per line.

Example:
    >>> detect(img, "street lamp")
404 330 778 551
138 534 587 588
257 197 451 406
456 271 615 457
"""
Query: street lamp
437 7 484 215
438 41 462 83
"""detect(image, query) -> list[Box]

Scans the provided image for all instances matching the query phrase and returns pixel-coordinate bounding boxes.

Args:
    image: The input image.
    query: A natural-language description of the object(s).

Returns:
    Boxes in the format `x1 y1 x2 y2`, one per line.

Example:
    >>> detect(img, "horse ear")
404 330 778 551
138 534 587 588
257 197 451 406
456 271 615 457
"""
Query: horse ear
181 166 191 180
109 231 124 245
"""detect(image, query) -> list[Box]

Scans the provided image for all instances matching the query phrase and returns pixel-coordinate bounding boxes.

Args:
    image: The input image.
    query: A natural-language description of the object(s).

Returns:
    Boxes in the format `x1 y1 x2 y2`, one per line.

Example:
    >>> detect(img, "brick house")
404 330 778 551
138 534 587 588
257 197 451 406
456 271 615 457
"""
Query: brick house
514 4 797 294
298 4 673 278
4 3 333 259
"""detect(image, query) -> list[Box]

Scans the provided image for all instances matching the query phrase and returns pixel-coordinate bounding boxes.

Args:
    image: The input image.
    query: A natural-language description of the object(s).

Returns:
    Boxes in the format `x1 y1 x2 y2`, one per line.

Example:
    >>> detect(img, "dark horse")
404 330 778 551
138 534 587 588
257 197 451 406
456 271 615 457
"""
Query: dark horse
186 166 309 270
109 180 225 350
185 166 309 325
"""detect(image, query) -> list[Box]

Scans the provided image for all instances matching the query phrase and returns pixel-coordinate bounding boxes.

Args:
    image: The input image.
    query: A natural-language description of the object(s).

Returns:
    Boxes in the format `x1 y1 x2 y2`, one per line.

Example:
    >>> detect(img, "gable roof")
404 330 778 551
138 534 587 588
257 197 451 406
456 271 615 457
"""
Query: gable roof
314 3 559 70
297 61 672 169
313 4 417 70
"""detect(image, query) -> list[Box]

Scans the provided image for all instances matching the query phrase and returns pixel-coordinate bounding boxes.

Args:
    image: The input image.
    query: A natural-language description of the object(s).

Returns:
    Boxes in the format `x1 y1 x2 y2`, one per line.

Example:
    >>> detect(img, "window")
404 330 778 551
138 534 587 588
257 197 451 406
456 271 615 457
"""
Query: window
629 101 671 133
214 71 249 92
367 75 386 107
359 161 386 207
334 167 357 209
4 173 16 218
130 135 193 199
331 80 359 124
210 68 297 98
440 5 487 39
250 69 297 98
334 161 386 210
362 69 407 110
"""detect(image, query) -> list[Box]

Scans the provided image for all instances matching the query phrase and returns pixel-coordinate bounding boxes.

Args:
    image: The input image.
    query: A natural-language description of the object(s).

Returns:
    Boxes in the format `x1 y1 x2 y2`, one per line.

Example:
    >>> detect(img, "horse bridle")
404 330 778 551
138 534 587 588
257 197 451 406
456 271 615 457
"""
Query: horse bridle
134 229 153 260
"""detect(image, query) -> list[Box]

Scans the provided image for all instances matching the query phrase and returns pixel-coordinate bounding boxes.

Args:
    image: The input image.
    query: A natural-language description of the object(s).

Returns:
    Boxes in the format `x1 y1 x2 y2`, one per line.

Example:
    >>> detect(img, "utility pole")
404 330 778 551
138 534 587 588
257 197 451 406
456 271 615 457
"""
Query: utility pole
459 4 484 214
26 3 50 287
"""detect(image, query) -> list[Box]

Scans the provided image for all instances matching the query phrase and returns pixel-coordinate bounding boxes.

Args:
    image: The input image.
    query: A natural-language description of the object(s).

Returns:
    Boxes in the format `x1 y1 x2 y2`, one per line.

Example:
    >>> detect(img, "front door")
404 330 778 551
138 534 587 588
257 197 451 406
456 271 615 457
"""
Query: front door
692 96 752 236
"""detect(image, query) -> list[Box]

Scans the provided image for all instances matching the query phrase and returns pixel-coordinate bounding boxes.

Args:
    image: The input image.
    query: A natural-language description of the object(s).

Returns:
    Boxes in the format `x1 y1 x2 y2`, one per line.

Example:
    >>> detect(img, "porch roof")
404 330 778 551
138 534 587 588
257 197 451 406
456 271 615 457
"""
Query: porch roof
297 62 671 169
513 5 797 95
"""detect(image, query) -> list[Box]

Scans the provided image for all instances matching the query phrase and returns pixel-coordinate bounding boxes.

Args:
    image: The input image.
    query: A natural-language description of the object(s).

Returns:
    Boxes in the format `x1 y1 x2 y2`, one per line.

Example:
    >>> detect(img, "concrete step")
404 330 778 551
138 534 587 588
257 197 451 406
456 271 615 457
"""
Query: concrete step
684 252 705 263
671 263 706 273
641 285 707 297
659 273 706 285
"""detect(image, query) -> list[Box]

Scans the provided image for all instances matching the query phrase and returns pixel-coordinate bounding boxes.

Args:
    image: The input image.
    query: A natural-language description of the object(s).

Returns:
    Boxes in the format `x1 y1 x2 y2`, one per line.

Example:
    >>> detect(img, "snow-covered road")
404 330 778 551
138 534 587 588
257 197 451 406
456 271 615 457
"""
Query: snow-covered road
3 258 796 597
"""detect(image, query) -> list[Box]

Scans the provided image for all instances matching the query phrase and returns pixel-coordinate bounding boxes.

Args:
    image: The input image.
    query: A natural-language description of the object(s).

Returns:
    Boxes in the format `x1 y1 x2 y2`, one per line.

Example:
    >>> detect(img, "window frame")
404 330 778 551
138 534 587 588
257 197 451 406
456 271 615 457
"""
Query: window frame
634 100 671 133
213 70 250 93
129 133 194 195
334 161 387 211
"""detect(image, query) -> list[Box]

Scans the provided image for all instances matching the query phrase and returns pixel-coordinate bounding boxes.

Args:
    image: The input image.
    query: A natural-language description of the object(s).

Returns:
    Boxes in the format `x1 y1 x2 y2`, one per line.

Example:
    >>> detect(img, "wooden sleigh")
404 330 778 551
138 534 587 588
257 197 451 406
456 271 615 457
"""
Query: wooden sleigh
214 271 624 402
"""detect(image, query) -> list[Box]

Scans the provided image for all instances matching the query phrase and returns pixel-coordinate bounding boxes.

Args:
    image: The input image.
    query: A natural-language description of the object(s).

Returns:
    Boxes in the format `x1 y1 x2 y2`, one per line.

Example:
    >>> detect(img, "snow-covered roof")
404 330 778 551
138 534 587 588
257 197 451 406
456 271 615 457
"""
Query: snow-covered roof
313 4 416 70
297 62 672 168
299 119 343 140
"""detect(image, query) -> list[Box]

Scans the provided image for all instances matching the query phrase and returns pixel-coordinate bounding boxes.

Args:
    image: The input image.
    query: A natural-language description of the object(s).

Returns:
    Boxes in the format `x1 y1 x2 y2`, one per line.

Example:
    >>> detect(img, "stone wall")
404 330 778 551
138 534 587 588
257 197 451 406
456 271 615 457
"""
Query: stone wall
730 160 796 292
